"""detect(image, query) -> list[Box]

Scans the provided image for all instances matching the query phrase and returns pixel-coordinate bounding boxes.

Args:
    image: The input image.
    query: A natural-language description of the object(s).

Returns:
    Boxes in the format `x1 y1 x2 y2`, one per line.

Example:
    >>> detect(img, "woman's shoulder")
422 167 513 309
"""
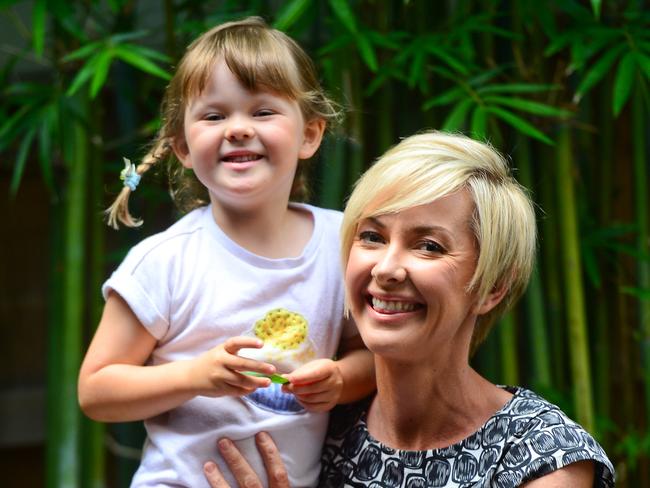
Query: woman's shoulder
499 386 615 487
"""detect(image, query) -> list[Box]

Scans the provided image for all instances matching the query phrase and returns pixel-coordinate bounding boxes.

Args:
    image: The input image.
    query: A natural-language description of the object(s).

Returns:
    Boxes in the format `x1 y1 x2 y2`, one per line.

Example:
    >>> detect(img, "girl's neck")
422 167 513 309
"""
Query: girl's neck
210 199 314 259
366 358 511 451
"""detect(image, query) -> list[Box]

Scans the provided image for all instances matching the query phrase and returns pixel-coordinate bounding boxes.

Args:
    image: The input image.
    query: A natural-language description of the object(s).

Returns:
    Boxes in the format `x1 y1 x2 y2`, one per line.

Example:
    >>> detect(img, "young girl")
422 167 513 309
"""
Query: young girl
78 17 375 488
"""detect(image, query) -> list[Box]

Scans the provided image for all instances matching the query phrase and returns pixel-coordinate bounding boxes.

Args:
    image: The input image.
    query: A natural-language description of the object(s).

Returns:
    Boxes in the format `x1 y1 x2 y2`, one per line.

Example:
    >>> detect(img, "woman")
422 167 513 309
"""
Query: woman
205 131 615 487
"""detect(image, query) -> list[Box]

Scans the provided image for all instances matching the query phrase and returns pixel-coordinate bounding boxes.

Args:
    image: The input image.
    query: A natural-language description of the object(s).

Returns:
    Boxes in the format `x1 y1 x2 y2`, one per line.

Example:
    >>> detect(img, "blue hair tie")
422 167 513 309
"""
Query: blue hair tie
120 158 141 191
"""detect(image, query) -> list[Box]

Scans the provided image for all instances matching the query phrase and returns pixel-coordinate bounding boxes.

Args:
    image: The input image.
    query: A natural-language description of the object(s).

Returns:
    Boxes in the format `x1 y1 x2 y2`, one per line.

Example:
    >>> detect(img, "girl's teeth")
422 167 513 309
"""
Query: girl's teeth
372 297 417 312
225 155 260 162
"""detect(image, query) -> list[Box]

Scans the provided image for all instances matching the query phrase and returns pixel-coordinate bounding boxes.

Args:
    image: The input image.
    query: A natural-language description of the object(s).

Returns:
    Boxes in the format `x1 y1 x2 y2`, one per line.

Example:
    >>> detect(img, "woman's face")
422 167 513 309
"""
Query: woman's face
345 189 483 362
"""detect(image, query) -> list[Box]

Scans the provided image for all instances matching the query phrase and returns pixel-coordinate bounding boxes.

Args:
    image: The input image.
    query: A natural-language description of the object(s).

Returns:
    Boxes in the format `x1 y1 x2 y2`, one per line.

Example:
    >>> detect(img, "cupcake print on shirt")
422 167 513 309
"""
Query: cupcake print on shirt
239 309 316 413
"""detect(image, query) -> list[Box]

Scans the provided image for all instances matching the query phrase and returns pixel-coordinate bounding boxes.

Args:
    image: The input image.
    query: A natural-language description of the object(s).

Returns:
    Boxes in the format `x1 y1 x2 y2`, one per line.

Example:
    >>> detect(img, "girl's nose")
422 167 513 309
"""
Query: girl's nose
371 248 407 285
224 117 254 141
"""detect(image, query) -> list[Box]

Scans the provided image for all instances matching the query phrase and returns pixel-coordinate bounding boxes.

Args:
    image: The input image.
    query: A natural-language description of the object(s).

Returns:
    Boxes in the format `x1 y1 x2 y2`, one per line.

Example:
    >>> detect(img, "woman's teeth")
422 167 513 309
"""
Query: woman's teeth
372 297 418 312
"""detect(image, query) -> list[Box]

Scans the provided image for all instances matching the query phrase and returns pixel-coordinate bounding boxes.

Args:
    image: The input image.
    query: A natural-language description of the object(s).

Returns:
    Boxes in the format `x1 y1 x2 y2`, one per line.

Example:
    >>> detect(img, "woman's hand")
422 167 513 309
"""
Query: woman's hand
203 432 289 488
188 337 277 397
283 358 343 412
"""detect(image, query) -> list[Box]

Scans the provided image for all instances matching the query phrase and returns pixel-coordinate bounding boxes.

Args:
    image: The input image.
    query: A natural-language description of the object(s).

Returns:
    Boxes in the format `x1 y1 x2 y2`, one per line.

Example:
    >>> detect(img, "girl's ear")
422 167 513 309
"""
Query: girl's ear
473 284 508 316
298 118 326 159
172 137 192 169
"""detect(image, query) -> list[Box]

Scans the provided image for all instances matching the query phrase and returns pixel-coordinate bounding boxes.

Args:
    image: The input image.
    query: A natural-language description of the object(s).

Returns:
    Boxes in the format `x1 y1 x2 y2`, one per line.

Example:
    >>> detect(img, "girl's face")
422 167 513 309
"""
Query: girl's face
174 59 324 214
345 190 495 364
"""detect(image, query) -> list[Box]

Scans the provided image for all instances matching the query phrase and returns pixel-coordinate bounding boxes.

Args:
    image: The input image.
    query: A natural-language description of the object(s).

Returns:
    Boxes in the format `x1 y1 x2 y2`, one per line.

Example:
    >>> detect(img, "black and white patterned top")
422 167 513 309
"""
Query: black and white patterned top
319 386 615 487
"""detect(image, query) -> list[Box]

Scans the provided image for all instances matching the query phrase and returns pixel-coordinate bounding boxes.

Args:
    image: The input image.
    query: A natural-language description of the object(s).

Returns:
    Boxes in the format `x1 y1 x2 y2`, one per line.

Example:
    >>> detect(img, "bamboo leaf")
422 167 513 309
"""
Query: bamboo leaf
544 30 579 57
477 83 560 95
637 53 650 79
38 110 55 192
62 41 102 62
10 127 36 196
90 50 113 98
621 287 650 300
328 0 358 33
408 48 426 88
442 98 473 132
125 44 172 64
273 0 312 31
0 103 33 142
425 44 470 75
486 106 554 145
470 106 488 141
575 44 625 101
423 86 465 110
591 0 602 19
483 95 574 118
613 51 637 117
66 56 97 96
355 32 378 72
32 0 46 56
114 46 171 80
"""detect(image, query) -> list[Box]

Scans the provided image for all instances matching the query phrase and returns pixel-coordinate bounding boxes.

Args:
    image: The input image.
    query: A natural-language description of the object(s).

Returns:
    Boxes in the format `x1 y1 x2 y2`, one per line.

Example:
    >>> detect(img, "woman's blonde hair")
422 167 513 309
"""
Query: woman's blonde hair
341 131 537 354
106 16 339 229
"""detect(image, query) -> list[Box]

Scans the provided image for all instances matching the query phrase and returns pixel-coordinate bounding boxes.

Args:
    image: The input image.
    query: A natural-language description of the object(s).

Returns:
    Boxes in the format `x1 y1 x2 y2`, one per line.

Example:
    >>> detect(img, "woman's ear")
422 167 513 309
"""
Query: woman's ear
473 284 508 316
172 137 192 169
298 118 326 159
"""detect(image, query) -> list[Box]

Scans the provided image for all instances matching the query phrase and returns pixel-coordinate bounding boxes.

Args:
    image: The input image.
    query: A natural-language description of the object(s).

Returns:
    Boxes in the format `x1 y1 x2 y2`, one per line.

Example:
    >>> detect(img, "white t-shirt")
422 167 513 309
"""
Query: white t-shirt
102 204 354 487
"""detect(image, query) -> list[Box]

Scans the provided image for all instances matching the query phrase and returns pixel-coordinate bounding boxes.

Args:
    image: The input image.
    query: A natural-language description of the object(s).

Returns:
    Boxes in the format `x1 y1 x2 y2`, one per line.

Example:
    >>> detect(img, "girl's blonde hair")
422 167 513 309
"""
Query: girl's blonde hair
341 131 537 355
107 16 339 229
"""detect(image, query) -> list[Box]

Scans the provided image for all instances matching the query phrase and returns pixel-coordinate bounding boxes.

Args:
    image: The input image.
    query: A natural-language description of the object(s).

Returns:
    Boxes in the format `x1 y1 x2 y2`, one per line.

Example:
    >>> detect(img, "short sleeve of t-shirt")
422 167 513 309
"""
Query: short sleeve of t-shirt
102 237 173 339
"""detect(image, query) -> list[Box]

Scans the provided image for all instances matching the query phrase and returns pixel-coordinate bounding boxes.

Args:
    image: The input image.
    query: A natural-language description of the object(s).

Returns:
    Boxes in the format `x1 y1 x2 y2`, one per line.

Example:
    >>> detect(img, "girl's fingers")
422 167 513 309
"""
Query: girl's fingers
223 336 264 353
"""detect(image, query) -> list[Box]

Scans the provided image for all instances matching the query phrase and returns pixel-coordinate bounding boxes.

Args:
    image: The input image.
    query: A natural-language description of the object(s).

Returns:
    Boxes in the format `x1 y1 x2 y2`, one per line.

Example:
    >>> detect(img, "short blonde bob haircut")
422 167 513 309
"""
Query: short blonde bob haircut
341 131 537 354
106 16 339 229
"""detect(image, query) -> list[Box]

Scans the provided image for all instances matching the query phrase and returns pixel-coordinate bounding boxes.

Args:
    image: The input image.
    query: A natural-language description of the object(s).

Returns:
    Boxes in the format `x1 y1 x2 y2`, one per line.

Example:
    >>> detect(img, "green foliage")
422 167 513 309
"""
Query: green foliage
1 1 649 486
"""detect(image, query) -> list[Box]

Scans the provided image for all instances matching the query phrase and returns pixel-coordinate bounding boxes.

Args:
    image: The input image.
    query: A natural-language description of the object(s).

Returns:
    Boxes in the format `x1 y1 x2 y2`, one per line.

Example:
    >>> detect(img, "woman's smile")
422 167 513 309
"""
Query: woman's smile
346 190 480 360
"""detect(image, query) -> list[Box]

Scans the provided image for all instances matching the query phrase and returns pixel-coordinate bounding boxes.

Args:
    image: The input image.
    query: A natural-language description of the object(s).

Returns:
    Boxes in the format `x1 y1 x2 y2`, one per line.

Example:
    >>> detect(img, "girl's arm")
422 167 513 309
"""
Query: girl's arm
333 333 376 403
283 333 375 412
78 292 275 422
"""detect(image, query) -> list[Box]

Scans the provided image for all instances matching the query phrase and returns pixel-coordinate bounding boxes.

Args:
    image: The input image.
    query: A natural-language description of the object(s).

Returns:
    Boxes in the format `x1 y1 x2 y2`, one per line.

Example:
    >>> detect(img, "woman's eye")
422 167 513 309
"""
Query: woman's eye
358 230 384 244
418 240 444 253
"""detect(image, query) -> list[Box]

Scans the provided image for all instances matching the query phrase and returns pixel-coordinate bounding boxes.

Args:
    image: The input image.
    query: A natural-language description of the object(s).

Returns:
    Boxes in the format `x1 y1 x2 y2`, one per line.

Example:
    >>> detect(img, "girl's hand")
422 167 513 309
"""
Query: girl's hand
189 337 276 397
282 359 343 412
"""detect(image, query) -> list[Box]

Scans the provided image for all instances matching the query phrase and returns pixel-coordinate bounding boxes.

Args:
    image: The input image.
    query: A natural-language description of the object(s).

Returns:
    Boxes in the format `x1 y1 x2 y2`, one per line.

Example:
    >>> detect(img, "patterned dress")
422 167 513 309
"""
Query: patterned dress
320 386 614 487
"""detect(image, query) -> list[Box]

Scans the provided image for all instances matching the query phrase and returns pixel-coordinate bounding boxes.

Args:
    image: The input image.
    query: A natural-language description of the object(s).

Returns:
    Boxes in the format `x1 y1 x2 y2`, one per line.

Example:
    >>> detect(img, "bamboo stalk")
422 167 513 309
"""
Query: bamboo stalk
81 101 107 488
515 139 552 388
633 89 650 423
556 127 595 432
498 311 519 386
54 95 88 487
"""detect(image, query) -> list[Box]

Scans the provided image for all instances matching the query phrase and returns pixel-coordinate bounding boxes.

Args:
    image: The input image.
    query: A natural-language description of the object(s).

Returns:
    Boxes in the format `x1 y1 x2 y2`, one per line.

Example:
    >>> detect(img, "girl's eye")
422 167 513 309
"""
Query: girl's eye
358 230 384 244
204 113 224 121
417 240 444 253
254 109 275 117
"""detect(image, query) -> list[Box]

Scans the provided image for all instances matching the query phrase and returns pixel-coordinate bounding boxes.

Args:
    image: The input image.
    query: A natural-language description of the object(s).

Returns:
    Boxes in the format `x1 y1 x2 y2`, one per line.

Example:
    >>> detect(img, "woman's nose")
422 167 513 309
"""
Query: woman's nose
371 248 407 285
224 117 254 141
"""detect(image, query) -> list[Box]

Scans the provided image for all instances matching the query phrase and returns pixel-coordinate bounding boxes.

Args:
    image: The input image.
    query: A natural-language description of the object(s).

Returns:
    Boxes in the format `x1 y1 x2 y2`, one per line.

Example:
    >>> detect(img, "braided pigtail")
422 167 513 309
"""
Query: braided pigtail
105 137 173 229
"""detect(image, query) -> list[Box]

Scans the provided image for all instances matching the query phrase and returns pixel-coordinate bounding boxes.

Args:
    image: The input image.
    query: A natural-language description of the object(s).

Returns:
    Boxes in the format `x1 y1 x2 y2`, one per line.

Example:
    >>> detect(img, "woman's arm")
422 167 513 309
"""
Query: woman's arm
78 292 275 422
521 460 595 487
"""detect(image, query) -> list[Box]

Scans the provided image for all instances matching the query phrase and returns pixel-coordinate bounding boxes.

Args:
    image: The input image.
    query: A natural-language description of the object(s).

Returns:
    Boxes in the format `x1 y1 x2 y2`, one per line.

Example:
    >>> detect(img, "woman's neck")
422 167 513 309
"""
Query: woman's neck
210 199 313 259
367 357 511 451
